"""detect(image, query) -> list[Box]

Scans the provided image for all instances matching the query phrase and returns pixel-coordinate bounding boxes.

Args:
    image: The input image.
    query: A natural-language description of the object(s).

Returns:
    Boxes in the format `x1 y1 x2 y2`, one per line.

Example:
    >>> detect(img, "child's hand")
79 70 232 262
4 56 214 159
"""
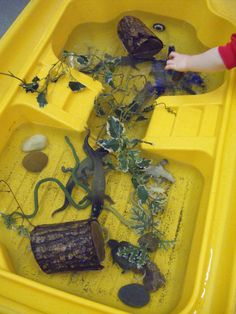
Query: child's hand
165 47 226 73
165 52 190 72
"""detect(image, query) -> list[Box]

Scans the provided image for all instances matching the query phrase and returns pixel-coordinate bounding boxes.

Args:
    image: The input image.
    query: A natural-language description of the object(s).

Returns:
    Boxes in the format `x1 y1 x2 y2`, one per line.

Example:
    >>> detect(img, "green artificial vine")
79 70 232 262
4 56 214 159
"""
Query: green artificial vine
0 180 32 238
97 115 175 246
0 53 86 107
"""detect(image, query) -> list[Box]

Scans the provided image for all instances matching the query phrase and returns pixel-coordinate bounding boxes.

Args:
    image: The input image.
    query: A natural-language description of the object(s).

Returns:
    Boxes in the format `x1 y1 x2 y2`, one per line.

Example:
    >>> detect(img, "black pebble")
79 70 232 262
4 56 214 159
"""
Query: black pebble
118 284 150 308
153 23 165 32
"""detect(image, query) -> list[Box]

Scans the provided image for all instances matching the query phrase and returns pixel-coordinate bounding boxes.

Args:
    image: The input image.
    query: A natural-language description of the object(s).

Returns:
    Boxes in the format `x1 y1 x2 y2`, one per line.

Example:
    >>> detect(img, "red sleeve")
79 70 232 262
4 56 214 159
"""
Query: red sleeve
218 34 236 69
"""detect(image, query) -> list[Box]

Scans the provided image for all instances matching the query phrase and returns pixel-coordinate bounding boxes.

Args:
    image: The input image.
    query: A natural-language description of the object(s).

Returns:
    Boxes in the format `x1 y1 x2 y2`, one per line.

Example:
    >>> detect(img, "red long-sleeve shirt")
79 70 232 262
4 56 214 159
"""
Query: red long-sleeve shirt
218 34 236 69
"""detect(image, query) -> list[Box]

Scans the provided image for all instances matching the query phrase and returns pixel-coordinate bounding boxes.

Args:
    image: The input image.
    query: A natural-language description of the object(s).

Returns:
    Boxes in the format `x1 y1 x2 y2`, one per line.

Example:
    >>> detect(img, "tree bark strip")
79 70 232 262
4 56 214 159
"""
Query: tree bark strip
30 219 105 274
117 16 163 59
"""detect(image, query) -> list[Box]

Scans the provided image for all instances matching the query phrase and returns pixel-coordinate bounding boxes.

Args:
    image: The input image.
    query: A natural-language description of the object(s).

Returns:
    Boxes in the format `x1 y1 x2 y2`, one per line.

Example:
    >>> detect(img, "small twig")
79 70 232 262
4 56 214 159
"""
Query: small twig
95 123 106 129
0 180 35 227
138 139 153 146
104 205 132 229
155 102 176 116
0 71 25 83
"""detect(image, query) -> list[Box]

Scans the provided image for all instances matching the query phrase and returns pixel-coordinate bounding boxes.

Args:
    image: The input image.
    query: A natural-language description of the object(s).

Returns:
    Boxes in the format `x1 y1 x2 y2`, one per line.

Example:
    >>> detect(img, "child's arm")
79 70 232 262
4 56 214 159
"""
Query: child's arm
165 47 226 72
165 34 236 73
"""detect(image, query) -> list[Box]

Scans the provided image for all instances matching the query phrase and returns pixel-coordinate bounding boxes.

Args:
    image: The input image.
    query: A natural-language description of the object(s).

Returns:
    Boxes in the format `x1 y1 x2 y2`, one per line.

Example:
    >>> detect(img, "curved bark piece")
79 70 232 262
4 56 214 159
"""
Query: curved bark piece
117 16 163 59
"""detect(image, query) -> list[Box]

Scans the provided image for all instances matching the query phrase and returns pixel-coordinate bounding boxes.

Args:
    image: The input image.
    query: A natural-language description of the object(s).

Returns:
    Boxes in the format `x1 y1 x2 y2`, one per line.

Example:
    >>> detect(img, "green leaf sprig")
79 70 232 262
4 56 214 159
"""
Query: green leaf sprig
0 180 32 238
97 116 174 244
0 52 87 107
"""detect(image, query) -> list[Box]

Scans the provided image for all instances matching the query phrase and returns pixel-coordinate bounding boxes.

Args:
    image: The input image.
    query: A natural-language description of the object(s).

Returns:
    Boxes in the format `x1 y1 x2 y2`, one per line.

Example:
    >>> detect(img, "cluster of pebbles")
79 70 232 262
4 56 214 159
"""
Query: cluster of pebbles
21 135 48 172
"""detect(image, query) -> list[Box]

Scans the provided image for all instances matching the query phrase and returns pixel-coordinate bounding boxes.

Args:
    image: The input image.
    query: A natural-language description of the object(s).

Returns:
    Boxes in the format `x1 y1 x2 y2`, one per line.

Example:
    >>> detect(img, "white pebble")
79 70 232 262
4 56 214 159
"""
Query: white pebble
22 135 48 152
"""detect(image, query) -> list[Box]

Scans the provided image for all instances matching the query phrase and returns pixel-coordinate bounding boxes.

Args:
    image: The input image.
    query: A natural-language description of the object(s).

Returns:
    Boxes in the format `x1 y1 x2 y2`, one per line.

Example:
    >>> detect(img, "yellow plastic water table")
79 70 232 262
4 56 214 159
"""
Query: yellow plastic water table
0 1 235 313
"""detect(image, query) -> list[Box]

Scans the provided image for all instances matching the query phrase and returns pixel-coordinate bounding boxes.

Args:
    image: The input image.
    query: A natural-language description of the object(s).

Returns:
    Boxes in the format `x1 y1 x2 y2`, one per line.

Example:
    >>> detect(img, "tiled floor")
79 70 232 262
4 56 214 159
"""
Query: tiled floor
0 0 29 37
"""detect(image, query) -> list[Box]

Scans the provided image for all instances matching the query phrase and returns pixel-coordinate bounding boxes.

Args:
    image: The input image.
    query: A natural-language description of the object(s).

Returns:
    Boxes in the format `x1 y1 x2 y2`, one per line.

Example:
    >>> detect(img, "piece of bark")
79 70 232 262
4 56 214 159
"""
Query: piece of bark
30 219 105 274
143 261 166 292
138 232 160 252
117 16 163 59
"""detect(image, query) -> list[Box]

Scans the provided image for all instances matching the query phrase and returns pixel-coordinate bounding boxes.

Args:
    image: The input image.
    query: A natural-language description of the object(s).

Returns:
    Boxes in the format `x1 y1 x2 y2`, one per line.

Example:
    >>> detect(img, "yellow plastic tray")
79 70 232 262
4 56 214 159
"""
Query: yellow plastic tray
0 1 235 313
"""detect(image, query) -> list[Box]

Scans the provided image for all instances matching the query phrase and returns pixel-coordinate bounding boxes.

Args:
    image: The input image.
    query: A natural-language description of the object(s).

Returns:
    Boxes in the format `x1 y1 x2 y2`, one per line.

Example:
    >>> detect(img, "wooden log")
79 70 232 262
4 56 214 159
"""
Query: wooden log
117 16 163 59
30 219 105 274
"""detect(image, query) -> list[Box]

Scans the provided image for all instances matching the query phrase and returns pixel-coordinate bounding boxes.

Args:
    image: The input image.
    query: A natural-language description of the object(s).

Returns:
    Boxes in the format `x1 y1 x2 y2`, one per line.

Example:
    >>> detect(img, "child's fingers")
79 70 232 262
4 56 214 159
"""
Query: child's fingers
165 59 175 70
165 64 175 70
166 59 174 65
167 51 177 59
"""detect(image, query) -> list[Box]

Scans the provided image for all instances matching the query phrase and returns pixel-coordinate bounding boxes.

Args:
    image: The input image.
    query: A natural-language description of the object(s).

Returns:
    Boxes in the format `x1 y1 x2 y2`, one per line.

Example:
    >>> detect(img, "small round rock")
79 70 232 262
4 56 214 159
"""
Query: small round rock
22 151 48 172
22 134 48 152
118 284 150 308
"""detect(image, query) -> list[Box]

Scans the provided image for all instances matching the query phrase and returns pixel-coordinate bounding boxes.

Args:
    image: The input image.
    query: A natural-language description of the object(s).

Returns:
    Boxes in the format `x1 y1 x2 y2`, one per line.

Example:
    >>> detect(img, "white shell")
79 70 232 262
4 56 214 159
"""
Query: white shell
22 135 48 152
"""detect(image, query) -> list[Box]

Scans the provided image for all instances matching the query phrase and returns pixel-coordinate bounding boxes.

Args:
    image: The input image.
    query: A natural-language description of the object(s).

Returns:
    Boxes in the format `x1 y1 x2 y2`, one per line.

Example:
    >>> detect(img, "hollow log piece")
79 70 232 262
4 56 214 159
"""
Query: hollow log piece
117 16 164 59
30 219 105 274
